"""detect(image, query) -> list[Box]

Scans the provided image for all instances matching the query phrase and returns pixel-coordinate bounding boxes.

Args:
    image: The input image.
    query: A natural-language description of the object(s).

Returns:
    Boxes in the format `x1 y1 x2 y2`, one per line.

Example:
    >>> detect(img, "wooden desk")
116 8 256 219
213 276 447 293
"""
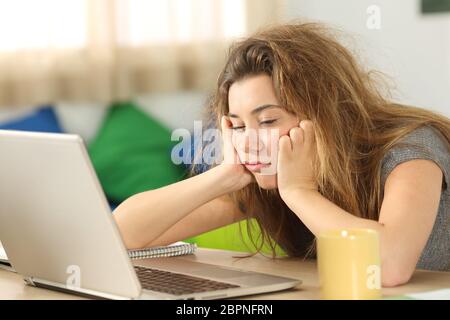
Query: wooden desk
1 248 449 300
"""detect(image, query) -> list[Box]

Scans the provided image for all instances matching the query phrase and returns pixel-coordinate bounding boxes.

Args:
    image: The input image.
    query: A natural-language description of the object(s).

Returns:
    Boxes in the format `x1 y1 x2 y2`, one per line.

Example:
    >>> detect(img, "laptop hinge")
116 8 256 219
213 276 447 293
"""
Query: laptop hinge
23 276 35 286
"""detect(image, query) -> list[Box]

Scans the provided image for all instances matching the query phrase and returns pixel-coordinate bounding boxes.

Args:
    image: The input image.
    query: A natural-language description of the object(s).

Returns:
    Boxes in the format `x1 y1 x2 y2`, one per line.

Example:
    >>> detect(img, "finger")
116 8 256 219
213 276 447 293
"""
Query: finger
221 116 239 164
277 135 292 173
289 127 304 151
278 135 292 155
221 115 232 133
300 120 315 147
221 116 233 160
220 116 231 146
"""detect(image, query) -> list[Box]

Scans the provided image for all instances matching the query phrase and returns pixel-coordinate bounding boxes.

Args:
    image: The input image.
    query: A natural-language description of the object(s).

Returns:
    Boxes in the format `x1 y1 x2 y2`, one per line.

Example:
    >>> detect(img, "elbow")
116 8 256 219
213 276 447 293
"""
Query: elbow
382 271 412 288
119 231 148 250
114 217 144 250
116 227 148 250
381 262 414 287
113 199 148 250
378 232 417 287
125 241 147 251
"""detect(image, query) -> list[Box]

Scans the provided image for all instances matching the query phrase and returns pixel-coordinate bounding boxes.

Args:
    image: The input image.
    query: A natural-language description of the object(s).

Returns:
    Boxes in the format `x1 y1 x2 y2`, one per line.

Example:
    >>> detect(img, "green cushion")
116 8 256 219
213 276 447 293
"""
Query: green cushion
88 101 186 203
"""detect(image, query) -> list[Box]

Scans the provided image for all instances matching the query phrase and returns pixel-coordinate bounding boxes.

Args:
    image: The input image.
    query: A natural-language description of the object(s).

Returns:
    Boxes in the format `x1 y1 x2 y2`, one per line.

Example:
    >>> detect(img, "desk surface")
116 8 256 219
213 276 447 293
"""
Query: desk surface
1 248 449 300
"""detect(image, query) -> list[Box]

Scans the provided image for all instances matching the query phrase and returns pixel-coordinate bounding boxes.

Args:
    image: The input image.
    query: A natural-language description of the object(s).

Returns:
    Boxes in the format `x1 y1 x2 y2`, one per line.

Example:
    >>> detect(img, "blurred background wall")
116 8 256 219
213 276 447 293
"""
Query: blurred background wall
0 0 449 141
285 0 450 118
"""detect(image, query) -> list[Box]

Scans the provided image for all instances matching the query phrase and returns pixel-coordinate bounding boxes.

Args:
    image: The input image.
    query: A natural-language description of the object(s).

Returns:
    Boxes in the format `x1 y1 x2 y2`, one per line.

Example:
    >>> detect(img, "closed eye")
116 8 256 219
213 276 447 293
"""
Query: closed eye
232 119 278 131
231 126 245 131
260 119 278 126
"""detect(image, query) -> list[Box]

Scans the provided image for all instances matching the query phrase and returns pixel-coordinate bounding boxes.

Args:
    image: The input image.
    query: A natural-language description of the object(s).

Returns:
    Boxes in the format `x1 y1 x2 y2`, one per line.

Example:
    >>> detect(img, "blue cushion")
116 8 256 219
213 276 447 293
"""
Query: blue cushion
0 106 63 133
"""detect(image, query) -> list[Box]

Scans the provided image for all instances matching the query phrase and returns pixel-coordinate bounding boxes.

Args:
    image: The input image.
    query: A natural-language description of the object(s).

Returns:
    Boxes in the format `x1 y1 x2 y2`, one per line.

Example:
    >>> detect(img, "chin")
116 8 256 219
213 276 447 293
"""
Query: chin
253 173 278 190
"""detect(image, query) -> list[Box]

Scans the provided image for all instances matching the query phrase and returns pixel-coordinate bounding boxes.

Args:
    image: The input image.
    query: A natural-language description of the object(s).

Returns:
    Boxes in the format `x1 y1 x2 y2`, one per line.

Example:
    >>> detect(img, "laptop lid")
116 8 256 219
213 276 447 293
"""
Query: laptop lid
0 130 141 299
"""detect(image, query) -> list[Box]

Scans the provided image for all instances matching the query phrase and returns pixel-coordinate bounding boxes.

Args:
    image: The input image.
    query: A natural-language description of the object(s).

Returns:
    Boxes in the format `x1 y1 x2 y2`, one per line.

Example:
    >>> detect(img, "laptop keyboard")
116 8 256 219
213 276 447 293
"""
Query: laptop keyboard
134 265 241 296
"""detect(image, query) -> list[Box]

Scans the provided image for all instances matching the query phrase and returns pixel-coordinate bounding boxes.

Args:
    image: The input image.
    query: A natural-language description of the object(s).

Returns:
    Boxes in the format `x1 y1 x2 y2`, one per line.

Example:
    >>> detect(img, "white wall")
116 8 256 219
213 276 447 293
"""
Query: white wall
283 0 450 117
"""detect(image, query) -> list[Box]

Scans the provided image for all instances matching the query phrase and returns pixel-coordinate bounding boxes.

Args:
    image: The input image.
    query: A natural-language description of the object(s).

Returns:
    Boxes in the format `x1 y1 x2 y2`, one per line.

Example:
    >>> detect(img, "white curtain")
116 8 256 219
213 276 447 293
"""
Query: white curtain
0 0 284 108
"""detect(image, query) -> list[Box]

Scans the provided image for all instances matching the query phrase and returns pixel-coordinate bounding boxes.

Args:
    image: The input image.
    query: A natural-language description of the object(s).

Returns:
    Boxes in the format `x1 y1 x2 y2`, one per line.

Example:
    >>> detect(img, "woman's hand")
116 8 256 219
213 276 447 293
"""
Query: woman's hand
277 120 318 200
216 116 254 193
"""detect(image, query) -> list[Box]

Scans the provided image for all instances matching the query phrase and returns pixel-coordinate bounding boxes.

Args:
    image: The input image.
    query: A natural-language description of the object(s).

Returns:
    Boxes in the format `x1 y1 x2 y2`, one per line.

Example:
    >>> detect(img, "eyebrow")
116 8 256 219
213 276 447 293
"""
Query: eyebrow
228 104 282 118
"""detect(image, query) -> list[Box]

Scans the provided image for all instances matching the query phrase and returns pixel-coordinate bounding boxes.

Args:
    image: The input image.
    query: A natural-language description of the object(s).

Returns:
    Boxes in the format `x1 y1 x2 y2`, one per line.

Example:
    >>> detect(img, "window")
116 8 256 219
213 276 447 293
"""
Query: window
0 0 281 107
0 0 247 52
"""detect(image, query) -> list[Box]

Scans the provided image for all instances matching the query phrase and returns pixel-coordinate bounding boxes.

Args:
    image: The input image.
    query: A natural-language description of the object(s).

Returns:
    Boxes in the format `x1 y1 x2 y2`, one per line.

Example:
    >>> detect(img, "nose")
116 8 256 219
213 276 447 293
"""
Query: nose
235 128 264 155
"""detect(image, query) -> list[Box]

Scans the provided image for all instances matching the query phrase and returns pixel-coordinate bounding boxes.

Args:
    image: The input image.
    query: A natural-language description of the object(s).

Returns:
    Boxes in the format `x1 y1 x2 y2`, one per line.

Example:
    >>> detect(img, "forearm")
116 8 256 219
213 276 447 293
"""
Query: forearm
113 165 232 248
281 189 416 286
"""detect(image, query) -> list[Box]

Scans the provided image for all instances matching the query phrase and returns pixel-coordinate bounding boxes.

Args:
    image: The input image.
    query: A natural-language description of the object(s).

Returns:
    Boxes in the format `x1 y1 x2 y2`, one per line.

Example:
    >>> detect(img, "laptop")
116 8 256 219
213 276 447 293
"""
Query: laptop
0 129 301 300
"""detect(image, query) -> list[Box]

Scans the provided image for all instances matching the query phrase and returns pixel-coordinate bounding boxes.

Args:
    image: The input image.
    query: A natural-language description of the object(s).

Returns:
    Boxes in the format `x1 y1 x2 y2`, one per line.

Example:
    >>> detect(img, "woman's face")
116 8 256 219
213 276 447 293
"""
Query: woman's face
228 74 299 189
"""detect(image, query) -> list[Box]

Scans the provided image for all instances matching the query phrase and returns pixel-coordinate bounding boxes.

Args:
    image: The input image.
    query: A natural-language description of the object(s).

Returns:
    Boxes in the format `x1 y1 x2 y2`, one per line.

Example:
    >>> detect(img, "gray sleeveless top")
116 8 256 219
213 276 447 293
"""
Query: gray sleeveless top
380 126 449 272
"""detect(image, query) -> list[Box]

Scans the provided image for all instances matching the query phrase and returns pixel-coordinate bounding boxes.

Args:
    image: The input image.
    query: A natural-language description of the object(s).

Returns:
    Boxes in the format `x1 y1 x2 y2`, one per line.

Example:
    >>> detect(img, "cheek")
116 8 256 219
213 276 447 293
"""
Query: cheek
260 126 290 153
278 124 294 137
260 124 295 163
231 133 246 158
231 133 248 162
232 133 244 149
257 130 278 168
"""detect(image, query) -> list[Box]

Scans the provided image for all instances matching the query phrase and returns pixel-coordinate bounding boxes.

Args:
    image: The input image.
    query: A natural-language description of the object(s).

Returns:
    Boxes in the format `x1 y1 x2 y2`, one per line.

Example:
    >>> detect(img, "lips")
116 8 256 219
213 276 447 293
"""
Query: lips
244 162 271 172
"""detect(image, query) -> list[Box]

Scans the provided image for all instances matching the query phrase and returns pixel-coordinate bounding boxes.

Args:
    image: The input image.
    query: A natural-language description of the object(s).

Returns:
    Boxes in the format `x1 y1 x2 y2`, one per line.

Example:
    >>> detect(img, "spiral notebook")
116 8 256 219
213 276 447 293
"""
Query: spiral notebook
127 241 197 260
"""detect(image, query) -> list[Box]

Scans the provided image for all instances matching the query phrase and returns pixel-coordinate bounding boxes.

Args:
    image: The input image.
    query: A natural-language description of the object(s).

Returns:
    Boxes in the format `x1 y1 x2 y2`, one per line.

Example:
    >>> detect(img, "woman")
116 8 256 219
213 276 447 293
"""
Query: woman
114 23 450 287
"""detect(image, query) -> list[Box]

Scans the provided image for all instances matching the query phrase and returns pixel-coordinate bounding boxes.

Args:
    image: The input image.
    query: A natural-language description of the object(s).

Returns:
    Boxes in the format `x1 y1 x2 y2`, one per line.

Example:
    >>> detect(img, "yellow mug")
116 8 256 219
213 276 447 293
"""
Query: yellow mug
317 228 382 300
